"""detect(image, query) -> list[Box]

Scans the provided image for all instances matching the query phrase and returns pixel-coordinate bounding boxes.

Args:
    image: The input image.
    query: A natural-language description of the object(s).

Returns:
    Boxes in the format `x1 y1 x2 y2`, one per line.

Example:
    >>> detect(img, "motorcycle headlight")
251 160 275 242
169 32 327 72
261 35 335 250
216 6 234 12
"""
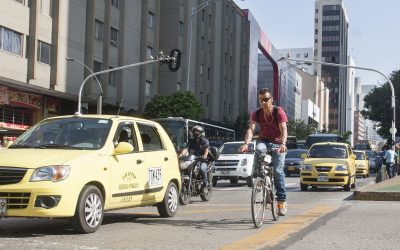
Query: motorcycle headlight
335 165 347 171
302 164 312 171
240 158 247 166
30 165 71 182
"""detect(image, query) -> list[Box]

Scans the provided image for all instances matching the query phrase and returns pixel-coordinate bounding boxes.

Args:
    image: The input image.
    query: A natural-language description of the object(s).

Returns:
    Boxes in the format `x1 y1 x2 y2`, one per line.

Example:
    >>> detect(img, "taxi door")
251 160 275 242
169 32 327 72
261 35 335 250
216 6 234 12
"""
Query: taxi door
109 121 146 207
135 122 172 204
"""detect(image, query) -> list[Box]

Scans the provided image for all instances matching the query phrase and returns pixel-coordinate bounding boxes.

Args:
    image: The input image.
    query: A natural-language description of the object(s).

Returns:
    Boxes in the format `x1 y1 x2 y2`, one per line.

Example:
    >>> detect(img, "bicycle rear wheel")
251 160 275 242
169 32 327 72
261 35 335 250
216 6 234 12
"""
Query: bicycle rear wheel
270 177 279 221
251 177 266 228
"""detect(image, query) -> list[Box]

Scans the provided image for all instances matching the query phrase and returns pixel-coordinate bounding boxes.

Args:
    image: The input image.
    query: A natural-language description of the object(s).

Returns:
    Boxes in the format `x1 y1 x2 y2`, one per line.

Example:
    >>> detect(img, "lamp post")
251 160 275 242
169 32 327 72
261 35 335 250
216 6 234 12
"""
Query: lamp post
186 0 221 91
66 57 103 114
278 57 396 144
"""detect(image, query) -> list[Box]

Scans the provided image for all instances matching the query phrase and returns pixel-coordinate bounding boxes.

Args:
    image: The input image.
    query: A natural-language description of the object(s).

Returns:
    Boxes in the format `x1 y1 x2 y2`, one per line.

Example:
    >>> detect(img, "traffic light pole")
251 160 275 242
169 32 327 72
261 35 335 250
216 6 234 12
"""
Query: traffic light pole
278 57 396 144
75 50 181 116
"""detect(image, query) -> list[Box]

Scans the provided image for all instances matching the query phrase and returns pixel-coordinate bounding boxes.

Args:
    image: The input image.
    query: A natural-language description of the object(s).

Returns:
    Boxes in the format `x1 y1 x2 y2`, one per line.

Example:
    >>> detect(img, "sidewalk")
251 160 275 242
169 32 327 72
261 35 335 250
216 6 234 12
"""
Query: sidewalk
353 174 400 201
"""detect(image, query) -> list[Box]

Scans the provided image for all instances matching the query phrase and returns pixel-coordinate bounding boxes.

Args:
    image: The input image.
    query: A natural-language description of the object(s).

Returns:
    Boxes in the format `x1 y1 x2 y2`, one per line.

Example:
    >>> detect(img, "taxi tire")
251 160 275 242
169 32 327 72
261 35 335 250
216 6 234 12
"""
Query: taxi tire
344 177 351 191
351 176 356 188
157 182 178 217
74 185 104 234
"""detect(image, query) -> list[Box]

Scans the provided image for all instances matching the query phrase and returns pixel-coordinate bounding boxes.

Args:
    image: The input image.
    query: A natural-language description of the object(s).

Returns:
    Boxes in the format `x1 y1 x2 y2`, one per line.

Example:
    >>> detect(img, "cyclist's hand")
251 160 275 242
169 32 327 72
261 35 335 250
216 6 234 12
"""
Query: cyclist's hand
238 144 248 153
278 144 287 153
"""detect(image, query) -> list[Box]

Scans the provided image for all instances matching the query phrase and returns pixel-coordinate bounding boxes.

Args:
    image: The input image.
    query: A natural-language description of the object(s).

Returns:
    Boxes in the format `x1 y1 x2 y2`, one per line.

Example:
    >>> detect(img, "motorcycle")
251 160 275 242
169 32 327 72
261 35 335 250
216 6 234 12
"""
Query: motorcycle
178 146 219 205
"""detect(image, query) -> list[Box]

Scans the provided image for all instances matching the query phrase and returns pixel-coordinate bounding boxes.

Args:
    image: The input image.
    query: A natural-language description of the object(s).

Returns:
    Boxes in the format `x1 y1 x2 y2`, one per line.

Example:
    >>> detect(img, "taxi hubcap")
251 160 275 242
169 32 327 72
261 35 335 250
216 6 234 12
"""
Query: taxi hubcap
84 193 102 228
167 185 178 213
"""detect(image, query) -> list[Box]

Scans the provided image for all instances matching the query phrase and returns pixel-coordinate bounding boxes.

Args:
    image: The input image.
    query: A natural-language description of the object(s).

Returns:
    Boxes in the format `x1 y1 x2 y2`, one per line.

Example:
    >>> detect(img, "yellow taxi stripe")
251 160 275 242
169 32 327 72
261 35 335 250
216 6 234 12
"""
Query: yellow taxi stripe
220 205 338 250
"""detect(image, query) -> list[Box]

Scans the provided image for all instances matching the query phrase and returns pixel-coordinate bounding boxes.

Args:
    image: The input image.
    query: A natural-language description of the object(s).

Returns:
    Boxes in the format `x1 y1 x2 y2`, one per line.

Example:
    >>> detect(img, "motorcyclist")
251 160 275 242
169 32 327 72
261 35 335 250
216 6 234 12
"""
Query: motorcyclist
179 125 210 194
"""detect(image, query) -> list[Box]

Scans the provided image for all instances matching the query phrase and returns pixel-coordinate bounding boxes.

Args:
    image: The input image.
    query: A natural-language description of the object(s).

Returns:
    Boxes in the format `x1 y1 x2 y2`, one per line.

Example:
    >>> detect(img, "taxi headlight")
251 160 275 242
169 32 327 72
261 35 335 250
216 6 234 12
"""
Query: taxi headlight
30 165 71 182
335 165 347 171
240 158 248 166
302 164 312 171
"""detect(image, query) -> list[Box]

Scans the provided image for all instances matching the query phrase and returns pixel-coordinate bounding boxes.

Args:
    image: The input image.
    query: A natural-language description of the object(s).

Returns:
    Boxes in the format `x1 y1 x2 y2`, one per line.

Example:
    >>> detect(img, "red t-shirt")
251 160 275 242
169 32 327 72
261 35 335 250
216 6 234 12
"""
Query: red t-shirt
250 107 288 144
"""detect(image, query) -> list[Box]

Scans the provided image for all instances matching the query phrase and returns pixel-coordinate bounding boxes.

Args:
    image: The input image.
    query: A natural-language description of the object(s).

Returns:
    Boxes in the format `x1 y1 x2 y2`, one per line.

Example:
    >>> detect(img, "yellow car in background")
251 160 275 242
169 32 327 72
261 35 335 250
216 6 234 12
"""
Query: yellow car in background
354 150 370 178
300 142 356 191
0 115 181 233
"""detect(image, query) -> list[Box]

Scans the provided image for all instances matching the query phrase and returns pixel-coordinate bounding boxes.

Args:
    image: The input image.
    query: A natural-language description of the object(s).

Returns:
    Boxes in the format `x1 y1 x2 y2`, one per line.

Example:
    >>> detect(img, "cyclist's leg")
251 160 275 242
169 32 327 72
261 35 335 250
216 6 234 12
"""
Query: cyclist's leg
252 141 268 177
271 144 287 202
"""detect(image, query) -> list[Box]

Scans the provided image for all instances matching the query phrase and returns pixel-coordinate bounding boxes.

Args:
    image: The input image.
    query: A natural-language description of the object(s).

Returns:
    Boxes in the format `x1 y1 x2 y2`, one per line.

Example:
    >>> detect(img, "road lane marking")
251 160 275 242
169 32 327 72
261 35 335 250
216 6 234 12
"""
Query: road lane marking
219 204 338 250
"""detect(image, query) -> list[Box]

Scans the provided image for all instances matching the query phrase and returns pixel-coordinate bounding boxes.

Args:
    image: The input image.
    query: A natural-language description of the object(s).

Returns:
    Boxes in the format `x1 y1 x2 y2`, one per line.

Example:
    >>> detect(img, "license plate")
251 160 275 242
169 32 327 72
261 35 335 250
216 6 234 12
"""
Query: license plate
220 171 230 175
288 166 295 171
317 174 329 182
0 198 6 216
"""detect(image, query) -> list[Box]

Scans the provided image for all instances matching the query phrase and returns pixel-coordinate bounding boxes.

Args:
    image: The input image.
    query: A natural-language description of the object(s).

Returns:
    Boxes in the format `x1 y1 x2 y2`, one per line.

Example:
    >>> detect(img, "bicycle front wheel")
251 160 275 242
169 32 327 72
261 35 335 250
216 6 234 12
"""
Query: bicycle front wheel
251 177 266 228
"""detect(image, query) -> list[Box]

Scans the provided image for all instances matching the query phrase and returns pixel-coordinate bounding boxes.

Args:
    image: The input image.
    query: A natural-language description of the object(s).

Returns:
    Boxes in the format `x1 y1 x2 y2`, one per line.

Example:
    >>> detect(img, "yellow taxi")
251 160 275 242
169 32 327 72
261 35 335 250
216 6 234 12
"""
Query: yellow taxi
300 142 356 191
354 150 370 178
0 115 181 233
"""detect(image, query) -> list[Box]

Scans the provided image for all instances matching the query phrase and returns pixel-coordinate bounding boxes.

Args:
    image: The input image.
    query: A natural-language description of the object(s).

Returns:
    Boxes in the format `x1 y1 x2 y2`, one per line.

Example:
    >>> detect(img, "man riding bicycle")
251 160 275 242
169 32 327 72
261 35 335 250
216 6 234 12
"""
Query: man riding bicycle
239 88 288 216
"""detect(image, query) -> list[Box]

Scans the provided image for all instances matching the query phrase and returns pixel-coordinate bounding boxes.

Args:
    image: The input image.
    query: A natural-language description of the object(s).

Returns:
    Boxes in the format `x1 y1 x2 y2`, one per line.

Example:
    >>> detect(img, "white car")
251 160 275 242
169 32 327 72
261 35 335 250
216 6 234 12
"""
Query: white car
212 141 255 187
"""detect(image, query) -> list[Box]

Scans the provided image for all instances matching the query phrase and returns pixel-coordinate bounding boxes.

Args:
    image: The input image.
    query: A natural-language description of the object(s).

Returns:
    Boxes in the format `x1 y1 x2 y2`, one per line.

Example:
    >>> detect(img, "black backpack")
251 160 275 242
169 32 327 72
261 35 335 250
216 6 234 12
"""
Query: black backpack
254 106 280 124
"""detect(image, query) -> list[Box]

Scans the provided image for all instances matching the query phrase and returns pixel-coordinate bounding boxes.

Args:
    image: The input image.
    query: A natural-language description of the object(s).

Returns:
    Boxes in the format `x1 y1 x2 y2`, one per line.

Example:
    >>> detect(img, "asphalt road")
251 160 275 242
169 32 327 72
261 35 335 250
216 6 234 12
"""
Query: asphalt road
1 173 394 250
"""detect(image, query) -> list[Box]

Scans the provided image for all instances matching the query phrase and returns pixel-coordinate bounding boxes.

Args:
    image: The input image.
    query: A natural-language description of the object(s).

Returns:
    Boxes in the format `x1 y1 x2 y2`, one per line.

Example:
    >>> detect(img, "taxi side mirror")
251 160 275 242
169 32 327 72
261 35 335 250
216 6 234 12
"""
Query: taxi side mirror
351 154 356 160
113 142 134 155
300 153 307 159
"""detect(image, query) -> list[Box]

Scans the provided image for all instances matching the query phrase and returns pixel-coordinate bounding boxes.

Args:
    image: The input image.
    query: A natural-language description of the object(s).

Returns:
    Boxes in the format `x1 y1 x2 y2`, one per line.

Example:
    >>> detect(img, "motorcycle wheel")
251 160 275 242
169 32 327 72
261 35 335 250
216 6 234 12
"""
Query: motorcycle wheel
179 180 191 205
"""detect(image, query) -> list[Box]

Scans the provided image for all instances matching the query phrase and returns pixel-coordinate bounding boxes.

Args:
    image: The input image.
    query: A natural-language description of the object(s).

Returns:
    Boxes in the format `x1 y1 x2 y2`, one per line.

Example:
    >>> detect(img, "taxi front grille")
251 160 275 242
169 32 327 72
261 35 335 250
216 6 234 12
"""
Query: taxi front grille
0 167 27 185
0 192 30 209
315 166 332 172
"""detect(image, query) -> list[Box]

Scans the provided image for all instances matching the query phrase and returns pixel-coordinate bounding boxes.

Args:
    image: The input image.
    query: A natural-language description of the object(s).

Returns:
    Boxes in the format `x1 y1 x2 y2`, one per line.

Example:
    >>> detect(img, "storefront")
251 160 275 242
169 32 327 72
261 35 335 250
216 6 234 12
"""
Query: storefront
0 86 42 147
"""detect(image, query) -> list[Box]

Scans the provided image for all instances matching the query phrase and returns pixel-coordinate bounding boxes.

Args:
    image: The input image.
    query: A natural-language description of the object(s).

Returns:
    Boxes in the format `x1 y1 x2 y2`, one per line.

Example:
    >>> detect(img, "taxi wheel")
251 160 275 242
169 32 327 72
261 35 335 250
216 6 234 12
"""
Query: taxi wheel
351 176 356 188
157 182 178 217
74 185 104 234
344 177 351 191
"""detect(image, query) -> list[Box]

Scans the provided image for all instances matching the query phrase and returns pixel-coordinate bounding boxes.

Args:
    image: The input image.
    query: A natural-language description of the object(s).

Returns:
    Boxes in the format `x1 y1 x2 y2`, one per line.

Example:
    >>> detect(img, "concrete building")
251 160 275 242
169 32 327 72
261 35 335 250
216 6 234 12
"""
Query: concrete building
314 0 349 133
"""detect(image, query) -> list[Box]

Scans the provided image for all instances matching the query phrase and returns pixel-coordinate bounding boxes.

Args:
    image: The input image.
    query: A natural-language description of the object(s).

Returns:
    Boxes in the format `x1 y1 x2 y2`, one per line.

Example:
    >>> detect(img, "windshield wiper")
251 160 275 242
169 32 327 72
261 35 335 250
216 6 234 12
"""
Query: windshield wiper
36 144 78 149
8 144 36 149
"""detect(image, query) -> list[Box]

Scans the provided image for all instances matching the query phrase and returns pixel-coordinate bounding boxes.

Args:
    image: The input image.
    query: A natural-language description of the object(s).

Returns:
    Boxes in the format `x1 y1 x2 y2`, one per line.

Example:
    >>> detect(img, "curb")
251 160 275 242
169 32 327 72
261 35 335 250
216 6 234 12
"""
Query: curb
353 190 400 201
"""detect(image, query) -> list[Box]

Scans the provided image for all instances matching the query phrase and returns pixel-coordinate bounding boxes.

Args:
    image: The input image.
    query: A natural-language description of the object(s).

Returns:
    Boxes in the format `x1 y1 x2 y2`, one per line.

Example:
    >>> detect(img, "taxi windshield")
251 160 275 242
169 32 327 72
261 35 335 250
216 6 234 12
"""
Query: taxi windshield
10 117 112 150
308 145 348 159
354 152 365 160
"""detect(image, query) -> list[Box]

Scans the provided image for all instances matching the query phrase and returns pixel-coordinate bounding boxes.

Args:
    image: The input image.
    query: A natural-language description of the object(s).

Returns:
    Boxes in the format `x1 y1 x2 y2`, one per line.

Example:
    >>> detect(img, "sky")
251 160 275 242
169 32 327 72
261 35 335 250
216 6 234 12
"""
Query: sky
234 0 400 86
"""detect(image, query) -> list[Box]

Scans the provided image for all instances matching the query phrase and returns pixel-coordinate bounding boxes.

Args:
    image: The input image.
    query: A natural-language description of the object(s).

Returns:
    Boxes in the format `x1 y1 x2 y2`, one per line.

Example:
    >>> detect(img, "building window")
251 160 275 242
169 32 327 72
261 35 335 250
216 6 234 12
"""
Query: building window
148 12 154 29
315 29 318 34
146 81 152 97
41 0 52 17
111 0 119 8
94 20 103 41
93 61 102 72
110 27 118 47
178 21 184 36
200 64 203 76
207 68 210 80
37 40 50 64
147 46 153 59
0 27 22 56
109 67 116 86
201 36 204 49
177 82 181 91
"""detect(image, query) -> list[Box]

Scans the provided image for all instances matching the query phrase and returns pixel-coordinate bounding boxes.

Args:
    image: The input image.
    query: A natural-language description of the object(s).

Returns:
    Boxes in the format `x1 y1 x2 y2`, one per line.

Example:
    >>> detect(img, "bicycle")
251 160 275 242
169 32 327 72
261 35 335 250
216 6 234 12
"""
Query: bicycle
251 148 279 228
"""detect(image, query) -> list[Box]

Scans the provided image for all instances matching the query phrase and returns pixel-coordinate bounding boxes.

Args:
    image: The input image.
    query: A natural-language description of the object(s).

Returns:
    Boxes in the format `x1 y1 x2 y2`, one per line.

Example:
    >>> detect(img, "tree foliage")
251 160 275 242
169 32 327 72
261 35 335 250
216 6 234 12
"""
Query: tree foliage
287 119 317 140
233 113 250 140
361 69 400 139
144 91 204 120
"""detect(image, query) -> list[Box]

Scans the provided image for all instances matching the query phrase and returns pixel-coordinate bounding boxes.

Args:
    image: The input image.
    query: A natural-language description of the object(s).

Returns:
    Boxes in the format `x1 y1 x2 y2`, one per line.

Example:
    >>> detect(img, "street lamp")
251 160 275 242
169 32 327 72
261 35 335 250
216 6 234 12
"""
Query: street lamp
186 0 221 91
278 57 396 144
66 57 103 114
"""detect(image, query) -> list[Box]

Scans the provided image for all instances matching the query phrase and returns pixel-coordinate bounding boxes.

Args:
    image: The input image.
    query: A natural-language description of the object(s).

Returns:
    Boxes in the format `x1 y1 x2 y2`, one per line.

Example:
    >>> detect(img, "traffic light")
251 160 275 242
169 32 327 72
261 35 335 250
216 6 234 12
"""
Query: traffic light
168 49 181 72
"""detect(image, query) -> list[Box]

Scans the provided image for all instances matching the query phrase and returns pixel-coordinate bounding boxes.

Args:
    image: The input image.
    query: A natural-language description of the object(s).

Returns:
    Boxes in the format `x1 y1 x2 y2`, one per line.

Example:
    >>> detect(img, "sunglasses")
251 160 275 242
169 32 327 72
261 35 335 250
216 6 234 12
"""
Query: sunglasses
259 97 272 103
